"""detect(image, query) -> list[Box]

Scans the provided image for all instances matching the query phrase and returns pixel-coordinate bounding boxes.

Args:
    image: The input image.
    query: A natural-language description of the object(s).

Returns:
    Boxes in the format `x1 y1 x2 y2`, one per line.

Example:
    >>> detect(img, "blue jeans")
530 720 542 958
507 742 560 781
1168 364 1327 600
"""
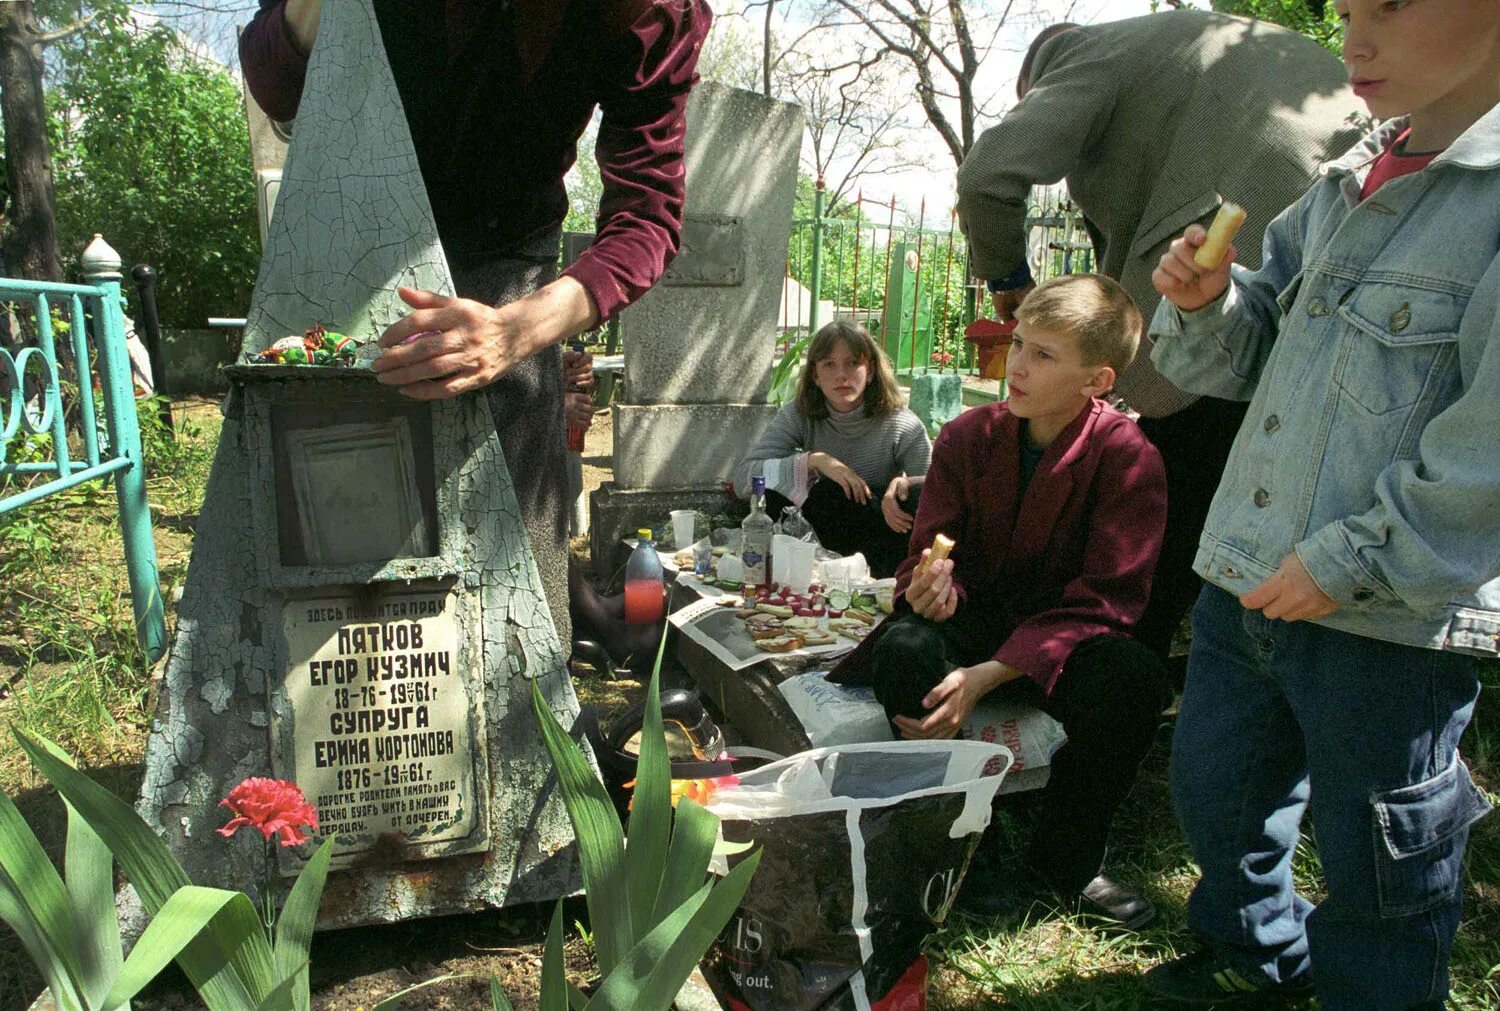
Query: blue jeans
1172 584 1490 1011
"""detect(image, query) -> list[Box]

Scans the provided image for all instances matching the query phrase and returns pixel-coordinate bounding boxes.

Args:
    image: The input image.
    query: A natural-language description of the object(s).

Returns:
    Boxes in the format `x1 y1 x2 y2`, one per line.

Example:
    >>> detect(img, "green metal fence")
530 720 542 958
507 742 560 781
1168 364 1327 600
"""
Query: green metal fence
785 182 1095 376
0 236 166 661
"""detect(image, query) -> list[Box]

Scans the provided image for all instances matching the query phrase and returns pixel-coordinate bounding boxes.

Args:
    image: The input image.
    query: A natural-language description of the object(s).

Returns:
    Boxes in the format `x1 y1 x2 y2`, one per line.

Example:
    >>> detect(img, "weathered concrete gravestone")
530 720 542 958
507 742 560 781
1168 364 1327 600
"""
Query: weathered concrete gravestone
591 82 802 559
137 0 578 926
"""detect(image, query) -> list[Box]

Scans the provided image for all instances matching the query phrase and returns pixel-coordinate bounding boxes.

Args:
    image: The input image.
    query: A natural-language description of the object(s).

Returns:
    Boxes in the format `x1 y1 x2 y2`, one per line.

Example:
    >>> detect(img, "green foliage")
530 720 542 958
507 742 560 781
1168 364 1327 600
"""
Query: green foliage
769 332 811 406
7 730 336 1011
563 121 604 235
1208 0 1344 52
523 632 761 1009
50 10 258 328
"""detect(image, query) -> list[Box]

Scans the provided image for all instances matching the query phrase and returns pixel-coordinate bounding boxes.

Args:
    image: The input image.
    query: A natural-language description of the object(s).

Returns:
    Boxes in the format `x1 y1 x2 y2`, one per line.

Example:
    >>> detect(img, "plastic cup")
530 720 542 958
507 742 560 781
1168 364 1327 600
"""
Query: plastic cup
771 534 798 586
670 510 696 549
786 539 816 592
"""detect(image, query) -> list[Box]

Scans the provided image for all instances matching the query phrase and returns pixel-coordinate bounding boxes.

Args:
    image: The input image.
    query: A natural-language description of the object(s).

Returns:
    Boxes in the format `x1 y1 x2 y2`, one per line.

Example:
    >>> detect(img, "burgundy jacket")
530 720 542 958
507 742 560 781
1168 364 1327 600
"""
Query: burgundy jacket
239 0 711 322
830 400 1167 695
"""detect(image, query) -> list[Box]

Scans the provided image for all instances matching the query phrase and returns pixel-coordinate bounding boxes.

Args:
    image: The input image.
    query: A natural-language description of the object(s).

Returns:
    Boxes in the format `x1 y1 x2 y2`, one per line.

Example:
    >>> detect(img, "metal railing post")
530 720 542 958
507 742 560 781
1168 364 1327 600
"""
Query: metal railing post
807 176 826 337
130 263 173 436
81 235 166 661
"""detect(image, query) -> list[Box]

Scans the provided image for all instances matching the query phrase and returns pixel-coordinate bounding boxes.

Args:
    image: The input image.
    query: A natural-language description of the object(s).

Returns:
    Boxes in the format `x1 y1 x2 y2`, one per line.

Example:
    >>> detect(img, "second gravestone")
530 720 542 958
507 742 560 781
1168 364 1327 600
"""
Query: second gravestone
136 0 578 926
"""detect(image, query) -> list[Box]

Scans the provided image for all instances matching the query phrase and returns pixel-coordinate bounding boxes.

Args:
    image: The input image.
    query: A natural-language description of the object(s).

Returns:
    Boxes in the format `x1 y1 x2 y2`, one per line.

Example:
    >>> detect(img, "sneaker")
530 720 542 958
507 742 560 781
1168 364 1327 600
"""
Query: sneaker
1144 949 1315 1005
1076 873 1156 930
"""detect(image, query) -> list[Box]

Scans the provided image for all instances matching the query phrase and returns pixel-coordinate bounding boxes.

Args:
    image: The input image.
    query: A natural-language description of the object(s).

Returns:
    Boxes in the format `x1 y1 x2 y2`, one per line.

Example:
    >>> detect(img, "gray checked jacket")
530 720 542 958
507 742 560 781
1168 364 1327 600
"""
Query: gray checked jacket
956 10 1366 416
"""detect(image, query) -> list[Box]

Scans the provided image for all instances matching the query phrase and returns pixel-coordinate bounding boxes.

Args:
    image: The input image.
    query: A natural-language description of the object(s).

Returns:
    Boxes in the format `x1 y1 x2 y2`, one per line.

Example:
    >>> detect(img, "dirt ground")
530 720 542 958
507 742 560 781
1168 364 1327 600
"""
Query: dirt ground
8 401 654 1011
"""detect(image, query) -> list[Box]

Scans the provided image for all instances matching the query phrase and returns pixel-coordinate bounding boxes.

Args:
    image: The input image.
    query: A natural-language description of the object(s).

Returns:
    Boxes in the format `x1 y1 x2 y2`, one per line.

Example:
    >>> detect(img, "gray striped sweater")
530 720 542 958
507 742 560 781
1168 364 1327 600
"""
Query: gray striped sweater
734 403 932 501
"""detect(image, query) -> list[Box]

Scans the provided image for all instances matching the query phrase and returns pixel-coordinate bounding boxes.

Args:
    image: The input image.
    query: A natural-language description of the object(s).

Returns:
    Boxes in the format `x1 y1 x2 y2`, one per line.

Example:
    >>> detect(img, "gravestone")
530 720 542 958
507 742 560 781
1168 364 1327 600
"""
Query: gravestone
590 82 802 562
137 0 578 927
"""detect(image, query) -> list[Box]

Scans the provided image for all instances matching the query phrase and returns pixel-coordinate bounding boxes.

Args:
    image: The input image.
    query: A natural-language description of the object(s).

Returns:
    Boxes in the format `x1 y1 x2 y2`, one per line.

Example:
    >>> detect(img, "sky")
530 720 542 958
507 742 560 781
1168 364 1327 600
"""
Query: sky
719 0 1163 225
151 0 1162 227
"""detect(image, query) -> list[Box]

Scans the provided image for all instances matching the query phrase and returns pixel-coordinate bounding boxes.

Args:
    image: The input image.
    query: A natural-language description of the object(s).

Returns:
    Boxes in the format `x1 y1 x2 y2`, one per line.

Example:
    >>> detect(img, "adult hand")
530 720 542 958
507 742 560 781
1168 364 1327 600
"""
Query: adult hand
564 391 594 431
990 280 1037 322
892 661 1018 740
372 277 597 399
882 474 914 533
1152 224 1235 313
906 554 958 623
1240 552 1340 622
563 347 595 394
809 452 872 504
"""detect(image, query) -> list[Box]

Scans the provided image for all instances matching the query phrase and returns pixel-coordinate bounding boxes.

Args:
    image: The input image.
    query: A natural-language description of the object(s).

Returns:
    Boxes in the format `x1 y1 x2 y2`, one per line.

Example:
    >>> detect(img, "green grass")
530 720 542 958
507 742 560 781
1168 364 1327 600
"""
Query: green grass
1 397 220 1007
926 663 1500 1010
3 398 1498 1009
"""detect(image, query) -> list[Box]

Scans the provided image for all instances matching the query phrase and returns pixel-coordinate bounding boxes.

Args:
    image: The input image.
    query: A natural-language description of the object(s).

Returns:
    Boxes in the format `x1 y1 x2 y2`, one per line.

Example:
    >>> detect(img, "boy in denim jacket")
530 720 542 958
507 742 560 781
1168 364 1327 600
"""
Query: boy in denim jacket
1142 3 1498 1008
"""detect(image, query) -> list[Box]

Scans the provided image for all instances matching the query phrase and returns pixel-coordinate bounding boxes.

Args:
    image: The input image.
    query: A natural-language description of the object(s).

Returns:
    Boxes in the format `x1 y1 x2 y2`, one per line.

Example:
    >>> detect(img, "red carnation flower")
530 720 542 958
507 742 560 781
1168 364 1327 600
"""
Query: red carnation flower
217 778 320 846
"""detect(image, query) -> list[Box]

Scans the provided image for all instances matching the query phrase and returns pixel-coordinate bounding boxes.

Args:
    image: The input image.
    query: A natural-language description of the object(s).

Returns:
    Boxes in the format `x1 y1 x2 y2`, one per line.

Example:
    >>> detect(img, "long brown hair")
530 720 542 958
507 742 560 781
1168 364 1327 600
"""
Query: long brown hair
794 320 904 421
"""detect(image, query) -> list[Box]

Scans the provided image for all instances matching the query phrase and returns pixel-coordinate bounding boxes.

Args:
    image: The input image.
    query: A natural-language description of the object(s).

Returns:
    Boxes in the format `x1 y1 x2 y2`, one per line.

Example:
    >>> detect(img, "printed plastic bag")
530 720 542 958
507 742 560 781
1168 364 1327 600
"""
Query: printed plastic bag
702 741 1013 1011
778 673 1066 793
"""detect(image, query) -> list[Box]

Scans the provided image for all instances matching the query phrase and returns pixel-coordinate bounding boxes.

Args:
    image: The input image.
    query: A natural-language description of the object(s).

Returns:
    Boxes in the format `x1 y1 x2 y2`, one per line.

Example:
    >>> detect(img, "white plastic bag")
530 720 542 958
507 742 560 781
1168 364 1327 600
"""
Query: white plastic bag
703 741 1013 1011
778 672 1067 793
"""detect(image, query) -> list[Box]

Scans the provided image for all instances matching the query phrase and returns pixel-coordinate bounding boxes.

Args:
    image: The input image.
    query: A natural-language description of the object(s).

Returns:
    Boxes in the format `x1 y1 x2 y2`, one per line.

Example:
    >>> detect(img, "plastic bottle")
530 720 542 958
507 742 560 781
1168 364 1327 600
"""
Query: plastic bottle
741 476 774 587
623 528 666 624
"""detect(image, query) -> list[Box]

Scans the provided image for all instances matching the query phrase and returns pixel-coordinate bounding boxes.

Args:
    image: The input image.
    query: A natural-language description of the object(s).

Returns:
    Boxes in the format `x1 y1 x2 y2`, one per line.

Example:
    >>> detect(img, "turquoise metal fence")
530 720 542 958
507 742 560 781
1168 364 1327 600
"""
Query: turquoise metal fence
0 235 167 661
786 182 1094 376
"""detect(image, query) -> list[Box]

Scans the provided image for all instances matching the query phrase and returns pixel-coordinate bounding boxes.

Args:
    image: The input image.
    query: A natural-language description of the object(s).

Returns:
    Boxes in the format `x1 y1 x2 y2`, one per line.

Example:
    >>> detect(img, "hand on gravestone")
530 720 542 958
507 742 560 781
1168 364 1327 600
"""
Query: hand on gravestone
372 279 600 399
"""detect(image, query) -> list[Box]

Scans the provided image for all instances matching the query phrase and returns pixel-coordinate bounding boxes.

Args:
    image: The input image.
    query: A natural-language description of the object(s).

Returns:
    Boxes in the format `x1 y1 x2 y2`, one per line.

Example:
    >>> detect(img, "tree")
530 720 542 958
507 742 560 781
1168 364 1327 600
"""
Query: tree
1209 0 1341 52
775 48 925 215
50 10 258 327
0 0 93 281
807 0 1056 168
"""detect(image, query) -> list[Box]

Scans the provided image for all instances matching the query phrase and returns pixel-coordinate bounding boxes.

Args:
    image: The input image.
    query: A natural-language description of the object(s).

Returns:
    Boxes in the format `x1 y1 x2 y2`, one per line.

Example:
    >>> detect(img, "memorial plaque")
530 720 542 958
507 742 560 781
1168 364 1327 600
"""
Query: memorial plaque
272 584 489 871
660 215 743 286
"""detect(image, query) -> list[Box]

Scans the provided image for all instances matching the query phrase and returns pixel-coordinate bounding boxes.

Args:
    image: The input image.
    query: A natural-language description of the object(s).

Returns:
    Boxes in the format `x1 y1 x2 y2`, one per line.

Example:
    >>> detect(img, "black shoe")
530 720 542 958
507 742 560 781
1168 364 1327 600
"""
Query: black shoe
1143 949 1314 1005
1074 873 1156 930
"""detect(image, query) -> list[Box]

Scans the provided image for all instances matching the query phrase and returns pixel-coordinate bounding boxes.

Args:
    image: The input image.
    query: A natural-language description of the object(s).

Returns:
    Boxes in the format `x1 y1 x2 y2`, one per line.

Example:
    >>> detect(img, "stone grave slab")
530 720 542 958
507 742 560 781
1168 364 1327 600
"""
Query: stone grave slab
138 0 578 928
619 82 802 406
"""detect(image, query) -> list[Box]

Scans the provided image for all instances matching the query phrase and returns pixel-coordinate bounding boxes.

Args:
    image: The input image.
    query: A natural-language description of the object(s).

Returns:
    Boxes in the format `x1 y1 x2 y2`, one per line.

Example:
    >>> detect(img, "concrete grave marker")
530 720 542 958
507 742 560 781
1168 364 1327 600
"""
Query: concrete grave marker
138 0 579 924
592 83 802 558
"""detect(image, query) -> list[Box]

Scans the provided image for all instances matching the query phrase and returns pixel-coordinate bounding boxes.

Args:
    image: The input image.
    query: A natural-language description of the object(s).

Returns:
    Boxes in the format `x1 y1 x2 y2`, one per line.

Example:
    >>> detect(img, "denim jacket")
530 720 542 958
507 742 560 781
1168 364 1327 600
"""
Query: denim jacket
1151 102 1500 656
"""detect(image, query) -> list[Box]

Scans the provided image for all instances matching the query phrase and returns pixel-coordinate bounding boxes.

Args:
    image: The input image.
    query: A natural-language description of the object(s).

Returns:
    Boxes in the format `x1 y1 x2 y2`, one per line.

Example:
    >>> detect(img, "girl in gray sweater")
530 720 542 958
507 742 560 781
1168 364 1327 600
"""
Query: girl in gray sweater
735 321 931 576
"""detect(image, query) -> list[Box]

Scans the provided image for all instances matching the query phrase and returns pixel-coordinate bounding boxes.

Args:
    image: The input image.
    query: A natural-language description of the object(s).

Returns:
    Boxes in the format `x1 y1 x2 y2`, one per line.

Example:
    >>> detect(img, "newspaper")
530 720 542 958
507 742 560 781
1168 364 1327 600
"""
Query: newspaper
669 595 863 672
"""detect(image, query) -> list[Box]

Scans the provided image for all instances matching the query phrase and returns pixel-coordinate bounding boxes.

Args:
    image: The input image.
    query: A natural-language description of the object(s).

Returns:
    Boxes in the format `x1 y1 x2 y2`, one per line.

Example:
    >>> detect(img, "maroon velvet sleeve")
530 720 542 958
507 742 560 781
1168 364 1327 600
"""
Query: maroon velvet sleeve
993 424 1167 694
561 0 711 322
892 421 970 605
239 0 311 124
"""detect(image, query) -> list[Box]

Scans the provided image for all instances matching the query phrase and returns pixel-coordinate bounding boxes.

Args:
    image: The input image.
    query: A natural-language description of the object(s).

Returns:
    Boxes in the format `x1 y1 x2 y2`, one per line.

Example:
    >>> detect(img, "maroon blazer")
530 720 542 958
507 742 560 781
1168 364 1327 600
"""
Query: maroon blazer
240 0 710 322
830 399 1166 695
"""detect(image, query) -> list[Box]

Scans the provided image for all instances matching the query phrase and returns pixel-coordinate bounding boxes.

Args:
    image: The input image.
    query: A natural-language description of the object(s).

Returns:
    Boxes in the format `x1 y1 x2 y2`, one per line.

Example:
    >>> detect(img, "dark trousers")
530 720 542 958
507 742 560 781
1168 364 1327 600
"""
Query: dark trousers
1133 395 1249 663
767 478 920 579
864 605 1171 891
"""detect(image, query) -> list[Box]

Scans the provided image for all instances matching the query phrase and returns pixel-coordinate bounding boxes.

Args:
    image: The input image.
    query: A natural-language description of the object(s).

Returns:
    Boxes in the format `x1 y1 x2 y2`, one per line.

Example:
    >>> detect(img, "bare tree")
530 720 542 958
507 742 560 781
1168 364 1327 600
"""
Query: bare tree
776 49 927 214
810 0 1056 167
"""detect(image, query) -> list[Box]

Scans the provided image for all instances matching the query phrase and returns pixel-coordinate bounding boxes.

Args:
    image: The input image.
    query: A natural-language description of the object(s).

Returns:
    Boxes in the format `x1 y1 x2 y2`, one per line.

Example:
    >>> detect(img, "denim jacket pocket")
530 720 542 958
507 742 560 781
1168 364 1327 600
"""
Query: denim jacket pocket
1337 284 1466 416
1371 757 1492 918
